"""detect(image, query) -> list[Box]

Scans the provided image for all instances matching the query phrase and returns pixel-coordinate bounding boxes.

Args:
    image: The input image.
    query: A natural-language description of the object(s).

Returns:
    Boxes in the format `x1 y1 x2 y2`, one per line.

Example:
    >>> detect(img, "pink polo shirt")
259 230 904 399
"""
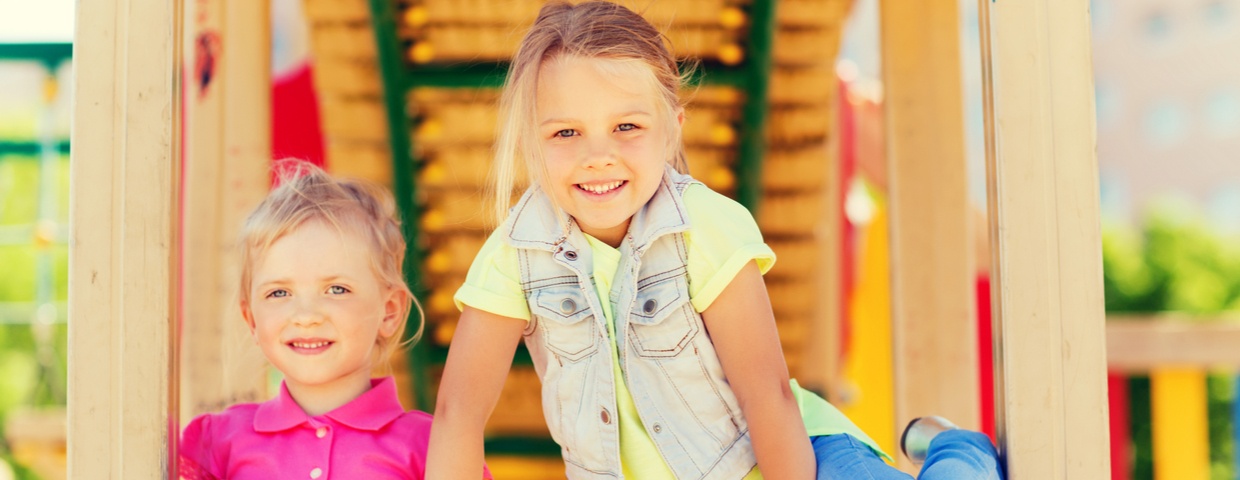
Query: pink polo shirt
179 377 491 480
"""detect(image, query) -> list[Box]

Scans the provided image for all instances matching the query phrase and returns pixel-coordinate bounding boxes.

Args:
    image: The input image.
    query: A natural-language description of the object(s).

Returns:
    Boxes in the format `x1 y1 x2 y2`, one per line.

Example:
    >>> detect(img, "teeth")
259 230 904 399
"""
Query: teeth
291 341 330 349
580 181 623 194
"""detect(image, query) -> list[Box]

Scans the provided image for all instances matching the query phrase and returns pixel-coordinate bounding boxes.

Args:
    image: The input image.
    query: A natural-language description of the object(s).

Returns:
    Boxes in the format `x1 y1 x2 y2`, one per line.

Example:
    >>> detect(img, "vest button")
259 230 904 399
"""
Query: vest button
560 298 576 314
601 409 611 424
643 299 657 314
564 250 578 260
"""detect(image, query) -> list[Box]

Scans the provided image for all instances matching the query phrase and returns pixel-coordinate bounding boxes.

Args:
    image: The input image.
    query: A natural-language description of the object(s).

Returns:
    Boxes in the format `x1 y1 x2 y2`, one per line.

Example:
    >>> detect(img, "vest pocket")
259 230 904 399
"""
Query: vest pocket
530 286 599 362
628 275 697 357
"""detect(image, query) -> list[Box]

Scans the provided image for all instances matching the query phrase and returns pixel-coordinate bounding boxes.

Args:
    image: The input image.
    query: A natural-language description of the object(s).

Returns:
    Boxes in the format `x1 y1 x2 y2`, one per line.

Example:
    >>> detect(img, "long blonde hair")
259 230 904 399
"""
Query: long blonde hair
491 0 693 223
238 160 423 364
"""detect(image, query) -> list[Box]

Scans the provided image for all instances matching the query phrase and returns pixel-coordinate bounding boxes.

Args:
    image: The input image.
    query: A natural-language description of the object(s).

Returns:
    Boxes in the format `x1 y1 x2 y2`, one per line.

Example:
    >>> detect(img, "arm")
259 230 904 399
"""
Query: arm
425 306 526 479
702 261 815 480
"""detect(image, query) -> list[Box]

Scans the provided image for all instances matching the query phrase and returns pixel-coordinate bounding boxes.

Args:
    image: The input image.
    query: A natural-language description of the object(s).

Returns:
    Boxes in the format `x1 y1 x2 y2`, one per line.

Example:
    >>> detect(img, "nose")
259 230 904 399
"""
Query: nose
582 136 617 169
290 297 325 327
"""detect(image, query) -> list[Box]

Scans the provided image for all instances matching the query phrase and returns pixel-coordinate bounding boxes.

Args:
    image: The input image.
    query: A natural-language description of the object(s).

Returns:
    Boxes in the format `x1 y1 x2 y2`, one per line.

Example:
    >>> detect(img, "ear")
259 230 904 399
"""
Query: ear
378 287 408 339
675 107 685 128
240 300 258 339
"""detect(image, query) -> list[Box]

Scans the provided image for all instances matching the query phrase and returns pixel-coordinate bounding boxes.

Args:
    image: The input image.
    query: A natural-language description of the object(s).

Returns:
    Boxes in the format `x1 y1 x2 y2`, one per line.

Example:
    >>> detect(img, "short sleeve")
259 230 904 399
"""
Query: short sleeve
179 414 222 480
683 183 776 312
453 228 532 321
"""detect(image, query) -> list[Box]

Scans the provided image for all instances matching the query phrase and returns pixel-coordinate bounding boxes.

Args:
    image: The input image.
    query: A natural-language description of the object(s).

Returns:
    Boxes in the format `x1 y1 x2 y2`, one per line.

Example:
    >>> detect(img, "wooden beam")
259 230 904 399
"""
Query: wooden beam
979 0 1110 477
180 0 272 421
880 0 979 470
68 0 183 477
1106 318 1240 372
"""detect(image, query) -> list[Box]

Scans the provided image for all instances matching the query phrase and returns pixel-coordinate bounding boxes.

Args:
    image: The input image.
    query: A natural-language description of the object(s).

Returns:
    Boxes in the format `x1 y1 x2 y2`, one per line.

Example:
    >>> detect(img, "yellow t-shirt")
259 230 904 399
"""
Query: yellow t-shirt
455 183 888 478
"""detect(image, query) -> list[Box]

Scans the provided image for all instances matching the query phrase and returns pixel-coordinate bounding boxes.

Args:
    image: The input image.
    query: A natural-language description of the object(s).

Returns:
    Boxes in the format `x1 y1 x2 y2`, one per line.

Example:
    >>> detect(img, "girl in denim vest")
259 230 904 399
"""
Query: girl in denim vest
426 2 1001 479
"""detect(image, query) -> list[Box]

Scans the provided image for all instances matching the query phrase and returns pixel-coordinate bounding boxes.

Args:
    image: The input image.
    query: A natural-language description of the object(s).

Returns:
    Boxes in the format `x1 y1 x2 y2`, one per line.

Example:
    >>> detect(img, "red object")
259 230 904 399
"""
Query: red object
976 276 995 439
1107 373 1132 480
272 62 326 175
837 79 858 364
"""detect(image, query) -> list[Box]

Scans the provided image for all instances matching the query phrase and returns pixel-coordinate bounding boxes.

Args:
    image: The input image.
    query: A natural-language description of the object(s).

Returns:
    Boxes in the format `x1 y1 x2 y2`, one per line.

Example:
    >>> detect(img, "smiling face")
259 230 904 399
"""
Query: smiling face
535 55 682 247
243 218 402 412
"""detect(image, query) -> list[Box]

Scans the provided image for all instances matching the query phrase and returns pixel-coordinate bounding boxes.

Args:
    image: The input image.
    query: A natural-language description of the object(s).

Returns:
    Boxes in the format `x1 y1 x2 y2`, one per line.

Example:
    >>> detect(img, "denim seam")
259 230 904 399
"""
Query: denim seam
656 354 724 449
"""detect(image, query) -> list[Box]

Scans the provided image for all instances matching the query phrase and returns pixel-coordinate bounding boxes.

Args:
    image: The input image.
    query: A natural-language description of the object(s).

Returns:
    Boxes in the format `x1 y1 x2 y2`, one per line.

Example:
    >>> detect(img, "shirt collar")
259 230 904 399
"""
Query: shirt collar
504 164 694 253
253 377 405 433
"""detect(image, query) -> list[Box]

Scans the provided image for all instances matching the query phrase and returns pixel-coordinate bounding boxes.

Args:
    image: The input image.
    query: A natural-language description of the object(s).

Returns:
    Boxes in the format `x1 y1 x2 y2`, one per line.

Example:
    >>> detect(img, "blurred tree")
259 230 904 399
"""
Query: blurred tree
1102 202 1240 480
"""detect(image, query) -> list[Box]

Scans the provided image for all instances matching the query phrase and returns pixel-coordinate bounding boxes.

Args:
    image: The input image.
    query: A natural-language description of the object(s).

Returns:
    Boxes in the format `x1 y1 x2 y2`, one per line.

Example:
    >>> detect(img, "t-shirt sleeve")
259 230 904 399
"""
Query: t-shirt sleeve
179 414 223 480
453 228 532 321
683 183 776 312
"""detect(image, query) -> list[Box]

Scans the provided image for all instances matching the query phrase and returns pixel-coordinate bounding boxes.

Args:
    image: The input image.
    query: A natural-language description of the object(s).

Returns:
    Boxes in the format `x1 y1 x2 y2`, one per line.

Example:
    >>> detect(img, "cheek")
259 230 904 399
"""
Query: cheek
543 147 578 177
249 304 287 331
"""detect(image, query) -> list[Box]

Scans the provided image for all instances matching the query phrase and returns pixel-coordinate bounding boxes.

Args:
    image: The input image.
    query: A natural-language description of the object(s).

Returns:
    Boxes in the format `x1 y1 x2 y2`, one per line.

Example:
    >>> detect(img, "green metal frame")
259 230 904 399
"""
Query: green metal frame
365 0 775 455
0 44 73 161
0 141 71 156
0 43 72 69
367 0 435 412
737 0 775 214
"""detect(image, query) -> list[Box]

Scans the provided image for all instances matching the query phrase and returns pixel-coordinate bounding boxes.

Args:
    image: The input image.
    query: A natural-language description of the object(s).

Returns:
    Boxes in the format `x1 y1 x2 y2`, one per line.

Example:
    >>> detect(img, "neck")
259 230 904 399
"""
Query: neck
284 373 373 417
580 218 630 248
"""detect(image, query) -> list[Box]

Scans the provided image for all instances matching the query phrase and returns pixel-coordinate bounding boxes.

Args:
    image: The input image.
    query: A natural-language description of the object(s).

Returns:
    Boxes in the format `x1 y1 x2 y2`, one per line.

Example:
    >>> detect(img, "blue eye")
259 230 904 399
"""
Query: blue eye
554 129 576 138
328 285 350 295
267 289 289 298
617 123 637 132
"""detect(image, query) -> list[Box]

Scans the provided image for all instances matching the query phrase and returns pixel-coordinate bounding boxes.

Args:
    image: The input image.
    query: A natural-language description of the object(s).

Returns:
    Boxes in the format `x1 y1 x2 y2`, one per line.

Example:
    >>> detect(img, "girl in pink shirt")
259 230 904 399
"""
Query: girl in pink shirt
179 162 491 480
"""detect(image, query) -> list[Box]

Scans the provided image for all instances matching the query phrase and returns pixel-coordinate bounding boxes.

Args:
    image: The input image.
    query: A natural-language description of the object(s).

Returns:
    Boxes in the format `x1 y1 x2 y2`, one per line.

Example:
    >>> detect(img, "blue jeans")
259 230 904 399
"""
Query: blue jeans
811 430 1004 480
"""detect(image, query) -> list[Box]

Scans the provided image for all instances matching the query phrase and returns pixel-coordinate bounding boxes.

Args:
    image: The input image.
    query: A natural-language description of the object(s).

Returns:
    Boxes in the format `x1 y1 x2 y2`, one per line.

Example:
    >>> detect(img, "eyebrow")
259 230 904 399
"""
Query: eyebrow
539 110 654 127
254 275 354 288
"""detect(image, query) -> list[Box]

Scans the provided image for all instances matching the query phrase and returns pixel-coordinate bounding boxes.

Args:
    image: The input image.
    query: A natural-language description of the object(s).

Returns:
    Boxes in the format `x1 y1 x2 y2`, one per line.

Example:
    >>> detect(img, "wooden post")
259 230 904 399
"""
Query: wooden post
979 0 1111 477
68 0 183 477
181 0 272 421
880 0 980 471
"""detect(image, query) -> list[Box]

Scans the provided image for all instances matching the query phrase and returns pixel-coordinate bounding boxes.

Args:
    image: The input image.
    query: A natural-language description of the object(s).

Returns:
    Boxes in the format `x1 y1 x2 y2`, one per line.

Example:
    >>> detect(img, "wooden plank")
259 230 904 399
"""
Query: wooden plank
1106 319 1240 372
880 1 979 472
180 0 271 421
68 0 182 477
1150 368 1210 480
979 0 1111 476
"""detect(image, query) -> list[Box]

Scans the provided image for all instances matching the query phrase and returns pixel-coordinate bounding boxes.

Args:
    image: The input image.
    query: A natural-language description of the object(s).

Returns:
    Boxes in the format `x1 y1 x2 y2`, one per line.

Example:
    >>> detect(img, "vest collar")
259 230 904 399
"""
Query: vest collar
503 164 692 254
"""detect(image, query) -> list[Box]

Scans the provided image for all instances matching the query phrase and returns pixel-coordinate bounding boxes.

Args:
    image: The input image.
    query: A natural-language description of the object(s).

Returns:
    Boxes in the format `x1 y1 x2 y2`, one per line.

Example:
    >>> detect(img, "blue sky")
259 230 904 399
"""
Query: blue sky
0 0 75 43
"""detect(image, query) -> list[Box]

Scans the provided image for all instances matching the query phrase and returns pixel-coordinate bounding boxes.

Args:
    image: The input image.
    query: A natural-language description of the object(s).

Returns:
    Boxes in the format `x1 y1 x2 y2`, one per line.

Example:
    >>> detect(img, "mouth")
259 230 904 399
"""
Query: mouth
576 180 627 196
287 339 333 354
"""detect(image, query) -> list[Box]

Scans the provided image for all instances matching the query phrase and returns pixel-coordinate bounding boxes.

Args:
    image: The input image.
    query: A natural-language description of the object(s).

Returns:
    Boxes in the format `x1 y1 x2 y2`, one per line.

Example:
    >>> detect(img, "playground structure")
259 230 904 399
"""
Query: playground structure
56 0 1114 478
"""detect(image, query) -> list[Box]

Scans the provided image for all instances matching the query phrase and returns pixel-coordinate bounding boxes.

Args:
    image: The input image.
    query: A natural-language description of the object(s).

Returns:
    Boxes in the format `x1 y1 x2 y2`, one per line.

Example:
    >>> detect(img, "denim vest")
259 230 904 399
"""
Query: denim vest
500 168 755 479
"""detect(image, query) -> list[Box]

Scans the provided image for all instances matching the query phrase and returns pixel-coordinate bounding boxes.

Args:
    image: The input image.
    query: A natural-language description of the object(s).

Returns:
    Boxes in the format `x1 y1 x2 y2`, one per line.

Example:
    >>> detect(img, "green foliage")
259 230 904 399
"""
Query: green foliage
1103 204 1240 480
1103 204 1240 314
1207 375 1236 480
0 154 69 480
0 157 43 224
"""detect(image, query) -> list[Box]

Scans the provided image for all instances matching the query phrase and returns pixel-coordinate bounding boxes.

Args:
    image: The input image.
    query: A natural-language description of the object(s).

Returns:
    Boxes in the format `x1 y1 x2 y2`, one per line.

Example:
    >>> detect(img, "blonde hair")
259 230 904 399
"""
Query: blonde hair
491 0 693 223
238 160 423 364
